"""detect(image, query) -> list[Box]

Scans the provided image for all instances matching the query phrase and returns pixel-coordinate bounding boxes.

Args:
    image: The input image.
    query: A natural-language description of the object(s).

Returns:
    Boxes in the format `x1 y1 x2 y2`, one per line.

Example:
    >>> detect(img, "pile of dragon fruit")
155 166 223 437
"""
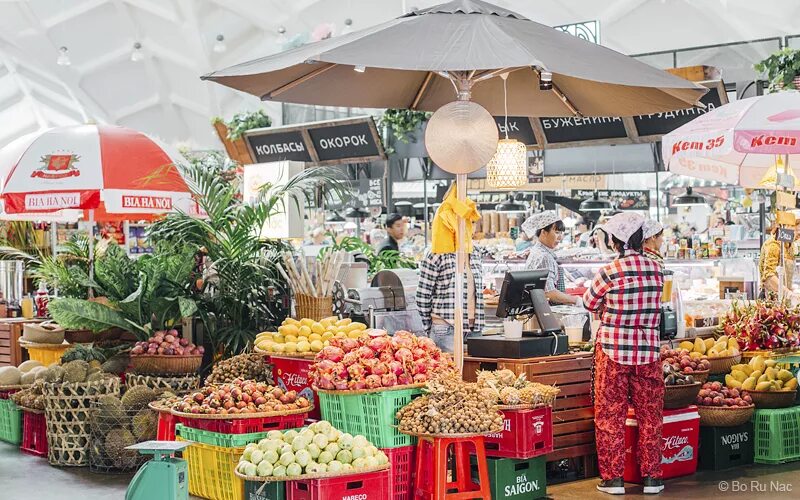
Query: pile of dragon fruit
309 330 455 391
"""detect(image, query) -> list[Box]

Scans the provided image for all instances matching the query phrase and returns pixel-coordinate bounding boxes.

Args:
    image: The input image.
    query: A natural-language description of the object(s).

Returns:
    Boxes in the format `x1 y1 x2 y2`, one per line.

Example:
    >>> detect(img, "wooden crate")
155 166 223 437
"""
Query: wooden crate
0 319 35 367
463 352 597 478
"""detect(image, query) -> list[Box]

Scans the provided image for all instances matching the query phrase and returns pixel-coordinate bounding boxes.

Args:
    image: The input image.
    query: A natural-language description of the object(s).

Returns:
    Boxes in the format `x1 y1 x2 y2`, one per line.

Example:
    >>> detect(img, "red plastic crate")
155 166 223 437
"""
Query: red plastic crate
287 470 390 500
20 409 47 457
384 446 415 500
484 406 553 459
624 405 699 483
157 411 177 441
0 388 21 400
271 356 321 420
177 412 307 434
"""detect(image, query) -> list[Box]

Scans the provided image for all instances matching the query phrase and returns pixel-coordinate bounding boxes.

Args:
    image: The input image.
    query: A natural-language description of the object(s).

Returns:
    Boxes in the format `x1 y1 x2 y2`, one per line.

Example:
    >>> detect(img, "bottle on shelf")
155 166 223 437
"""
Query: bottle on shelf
35 282 49 318
8 299 19 318
21 294 35 319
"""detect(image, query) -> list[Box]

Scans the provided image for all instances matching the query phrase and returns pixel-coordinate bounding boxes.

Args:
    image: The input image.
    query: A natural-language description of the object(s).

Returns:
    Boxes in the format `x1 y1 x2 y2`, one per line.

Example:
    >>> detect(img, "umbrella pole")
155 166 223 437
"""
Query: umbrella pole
88 209 95 293
454 173 466 373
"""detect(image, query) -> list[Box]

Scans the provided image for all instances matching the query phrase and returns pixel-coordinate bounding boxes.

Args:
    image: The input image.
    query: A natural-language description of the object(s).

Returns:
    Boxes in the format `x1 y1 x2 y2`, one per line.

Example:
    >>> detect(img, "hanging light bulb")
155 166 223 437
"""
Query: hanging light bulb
487 73 527 189
130 42 145 62
56 46 71 66
341 18 353 35
213 34 227 53
276 26 287 47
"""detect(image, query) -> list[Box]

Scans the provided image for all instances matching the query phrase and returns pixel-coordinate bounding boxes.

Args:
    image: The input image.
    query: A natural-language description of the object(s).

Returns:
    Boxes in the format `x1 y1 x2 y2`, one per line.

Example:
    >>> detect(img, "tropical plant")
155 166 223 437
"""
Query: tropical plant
319 232 416 276
148 161 352 355
47 243 201 339
215 109 273 141
755 48 800 92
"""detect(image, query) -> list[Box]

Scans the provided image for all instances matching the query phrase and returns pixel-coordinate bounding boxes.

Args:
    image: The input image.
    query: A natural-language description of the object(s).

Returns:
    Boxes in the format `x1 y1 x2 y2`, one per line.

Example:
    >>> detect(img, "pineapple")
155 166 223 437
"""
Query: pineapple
513 373 528 389
518 385 540 405
476 370 497 389
495 369 517 387
480 387 499 402
499 386 521 405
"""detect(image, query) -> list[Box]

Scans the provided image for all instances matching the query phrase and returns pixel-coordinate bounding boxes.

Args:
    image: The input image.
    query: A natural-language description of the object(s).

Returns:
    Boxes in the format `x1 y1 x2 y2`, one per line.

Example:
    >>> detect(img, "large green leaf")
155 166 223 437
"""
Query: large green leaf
49 298 141 334
178 297 198 318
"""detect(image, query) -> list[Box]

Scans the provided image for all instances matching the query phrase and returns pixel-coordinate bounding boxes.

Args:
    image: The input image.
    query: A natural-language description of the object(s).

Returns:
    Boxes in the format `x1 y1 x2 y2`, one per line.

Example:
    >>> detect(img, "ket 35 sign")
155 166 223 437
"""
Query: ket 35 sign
245 116 385 166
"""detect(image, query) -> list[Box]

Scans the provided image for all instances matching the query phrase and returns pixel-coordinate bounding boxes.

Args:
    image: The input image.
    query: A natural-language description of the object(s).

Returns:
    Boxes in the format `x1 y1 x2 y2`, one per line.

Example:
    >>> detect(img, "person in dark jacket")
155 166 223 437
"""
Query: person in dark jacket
376 213 407 255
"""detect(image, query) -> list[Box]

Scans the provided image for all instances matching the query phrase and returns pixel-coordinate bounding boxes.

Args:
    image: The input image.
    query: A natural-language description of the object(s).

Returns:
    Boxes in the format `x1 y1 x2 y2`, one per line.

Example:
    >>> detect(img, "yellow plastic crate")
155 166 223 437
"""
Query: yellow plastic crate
24 344 70 365
176 436 244 500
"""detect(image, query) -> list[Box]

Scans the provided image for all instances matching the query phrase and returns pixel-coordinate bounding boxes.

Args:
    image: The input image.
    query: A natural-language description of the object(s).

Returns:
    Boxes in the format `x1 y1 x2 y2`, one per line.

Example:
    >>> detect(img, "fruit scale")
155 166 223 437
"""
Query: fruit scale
125 441 191 500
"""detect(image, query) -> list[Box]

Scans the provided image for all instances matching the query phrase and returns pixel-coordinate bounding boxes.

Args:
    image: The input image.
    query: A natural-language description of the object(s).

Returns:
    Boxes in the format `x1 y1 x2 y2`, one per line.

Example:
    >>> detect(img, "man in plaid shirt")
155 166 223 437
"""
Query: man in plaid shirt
583 213 665 496
416 250 484 354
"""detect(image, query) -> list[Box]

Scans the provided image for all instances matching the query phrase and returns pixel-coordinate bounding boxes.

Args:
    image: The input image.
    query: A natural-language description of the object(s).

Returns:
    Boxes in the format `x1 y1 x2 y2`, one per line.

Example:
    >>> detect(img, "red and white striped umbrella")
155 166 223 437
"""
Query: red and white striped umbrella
0 124 195 217
663 91 800 188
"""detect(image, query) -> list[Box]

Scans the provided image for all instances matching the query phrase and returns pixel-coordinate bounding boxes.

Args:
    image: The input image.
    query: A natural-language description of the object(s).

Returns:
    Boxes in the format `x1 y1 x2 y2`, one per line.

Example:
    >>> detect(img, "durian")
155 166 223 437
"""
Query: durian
62 360 89 383
95 395 125 423
132 409 157 440
104 427 136 467
499 386 521 405
86 371 105 383
121 385 156 412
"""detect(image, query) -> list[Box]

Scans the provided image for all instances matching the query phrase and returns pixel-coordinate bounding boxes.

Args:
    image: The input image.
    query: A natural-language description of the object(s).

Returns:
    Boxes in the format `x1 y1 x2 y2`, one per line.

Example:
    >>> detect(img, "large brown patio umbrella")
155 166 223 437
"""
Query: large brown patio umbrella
203 0 707 369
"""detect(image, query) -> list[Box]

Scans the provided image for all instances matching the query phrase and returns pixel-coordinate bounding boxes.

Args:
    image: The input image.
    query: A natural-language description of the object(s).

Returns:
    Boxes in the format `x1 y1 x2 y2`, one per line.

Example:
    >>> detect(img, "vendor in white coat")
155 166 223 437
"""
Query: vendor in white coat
522 211 583 306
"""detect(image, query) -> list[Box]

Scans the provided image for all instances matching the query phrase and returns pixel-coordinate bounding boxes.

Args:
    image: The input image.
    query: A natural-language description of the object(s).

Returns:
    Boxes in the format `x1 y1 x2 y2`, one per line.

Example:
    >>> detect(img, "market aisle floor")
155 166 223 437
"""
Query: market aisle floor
3 441 799 499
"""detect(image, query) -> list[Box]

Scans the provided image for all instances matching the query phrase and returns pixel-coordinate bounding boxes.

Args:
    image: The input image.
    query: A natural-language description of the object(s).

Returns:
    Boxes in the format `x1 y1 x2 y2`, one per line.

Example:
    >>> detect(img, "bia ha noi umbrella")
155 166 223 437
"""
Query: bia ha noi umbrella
0 124 197 278
203 0 707 369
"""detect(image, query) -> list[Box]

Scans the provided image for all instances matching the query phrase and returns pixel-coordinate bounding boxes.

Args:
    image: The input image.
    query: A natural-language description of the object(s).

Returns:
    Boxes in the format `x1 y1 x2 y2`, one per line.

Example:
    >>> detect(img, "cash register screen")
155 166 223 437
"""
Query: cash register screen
496 269 548 318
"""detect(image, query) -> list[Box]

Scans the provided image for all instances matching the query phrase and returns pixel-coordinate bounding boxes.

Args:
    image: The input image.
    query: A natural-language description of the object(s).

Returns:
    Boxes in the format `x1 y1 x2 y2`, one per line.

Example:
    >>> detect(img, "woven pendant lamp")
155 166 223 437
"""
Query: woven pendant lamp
486 72 527 189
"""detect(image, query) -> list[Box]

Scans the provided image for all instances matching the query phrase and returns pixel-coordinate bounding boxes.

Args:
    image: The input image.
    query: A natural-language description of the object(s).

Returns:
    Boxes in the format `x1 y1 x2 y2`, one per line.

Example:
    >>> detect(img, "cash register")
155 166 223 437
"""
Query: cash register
467 270 568 358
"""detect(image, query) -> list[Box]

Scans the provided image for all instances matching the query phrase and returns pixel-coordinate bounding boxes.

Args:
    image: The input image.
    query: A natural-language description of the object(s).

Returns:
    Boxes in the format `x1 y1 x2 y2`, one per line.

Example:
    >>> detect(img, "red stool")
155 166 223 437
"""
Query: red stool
413 435 492 499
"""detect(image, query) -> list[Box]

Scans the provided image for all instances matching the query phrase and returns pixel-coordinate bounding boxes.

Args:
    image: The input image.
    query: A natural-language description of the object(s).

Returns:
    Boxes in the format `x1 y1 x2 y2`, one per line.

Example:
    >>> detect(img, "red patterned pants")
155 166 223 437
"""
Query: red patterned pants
594 346 664 480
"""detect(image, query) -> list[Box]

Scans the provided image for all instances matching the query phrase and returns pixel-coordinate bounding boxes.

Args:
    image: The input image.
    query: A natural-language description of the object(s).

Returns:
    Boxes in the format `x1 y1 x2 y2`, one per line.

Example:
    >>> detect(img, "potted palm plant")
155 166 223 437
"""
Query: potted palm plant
755 48 800 92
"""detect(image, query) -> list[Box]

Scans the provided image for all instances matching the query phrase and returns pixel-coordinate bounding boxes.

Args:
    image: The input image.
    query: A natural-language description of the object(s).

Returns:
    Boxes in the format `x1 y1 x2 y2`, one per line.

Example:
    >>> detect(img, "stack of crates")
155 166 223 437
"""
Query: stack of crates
471 406 552 500
699 422 754 470
0 397 21 445
176 412 306 500
317 387 420 500
753 406 800 465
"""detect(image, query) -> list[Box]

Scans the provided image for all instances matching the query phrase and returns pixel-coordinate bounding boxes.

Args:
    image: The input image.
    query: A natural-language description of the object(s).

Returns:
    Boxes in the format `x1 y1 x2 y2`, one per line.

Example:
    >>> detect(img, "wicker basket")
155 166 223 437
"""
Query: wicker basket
294 293 333 322
697 404 755 427
88 400 153 473
707 353 742 374
746 389 797 409
125 373 200 394
130 355 202 375
691 370 709 384
22 323 65 344
43 377 120 466
664 382 701 409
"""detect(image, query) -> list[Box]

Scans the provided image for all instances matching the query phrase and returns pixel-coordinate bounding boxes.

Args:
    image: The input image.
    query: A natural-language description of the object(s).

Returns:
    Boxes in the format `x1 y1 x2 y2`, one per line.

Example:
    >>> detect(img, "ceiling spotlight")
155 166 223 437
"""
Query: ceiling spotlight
579 191 614 212
56 46 71 66
213 34 226 53
354 65 366 73
130 42 144 62
672 187 707 207
342 18 353 35
539 70 553 91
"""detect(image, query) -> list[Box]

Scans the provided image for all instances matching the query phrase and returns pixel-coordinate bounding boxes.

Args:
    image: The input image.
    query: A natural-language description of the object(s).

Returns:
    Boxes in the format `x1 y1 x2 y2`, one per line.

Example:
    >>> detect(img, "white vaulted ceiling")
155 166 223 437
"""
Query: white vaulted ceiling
0 0 799 151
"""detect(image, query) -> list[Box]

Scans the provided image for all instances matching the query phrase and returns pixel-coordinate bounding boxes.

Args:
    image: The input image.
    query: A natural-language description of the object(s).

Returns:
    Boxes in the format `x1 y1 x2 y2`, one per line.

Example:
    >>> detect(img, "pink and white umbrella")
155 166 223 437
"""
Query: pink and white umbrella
663 91 800 188
0 124 196 218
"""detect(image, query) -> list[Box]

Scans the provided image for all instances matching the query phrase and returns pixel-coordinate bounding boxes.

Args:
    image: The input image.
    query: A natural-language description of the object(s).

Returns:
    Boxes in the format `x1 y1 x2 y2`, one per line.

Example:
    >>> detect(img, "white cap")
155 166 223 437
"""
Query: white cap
642 219 663 240
603 212 645 243
522 211 561 237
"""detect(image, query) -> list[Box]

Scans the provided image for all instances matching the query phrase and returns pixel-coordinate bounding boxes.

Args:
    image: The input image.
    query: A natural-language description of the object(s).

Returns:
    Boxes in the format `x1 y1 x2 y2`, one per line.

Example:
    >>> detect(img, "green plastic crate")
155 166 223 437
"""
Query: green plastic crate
176 424 280 448
471 456 546 500
753 407 800 464
0 398 21 445
244 480 285 500
317 388 422 448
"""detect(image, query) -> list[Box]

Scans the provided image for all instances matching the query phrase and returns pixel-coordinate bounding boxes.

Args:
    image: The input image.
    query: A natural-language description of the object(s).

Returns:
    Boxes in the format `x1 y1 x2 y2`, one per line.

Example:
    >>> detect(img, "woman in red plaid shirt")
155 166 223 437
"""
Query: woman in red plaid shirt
583 213 665 496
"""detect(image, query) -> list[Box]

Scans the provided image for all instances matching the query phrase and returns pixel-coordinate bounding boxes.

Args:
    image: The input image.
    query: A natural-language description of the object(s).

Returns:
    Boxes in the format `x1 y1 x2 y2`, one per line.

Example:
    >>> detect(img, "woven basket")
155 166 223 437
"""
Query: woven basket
22 323 65 344
43 377 120 466
664 382 701 409
746 389 797 409
741 348 800 361
88 401 153 473
697 405 755 427
125 373 200 394
130 355 202 375
707 353 741 374
294 293 333 322
691 370 709 384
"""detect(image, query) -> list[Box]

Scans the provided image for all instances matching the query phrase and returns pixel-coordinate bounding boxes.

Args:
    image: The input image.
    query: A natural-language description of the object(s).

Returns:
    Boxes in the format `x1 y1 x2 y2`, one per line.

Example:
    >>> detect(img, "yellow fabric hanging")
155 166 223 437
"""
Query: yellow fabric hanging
431 187 481 254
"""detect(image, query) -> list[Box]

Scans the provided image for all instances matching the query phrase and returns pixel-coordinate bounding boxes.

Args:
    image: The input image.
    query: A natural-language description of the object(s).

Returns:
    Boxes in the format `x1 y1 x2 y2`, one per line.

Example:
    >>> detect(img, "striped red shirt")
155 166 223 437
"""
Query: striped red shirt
583 250 664 365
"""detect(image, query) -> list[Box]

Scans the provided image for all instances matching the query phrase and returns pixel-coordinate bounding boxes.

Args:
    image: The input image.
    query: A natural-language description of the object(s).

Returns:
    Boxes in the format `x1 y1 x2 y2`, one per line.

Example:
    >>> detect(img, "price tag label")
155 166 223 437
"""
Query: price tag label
777 227 795 243
693 317 719 328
